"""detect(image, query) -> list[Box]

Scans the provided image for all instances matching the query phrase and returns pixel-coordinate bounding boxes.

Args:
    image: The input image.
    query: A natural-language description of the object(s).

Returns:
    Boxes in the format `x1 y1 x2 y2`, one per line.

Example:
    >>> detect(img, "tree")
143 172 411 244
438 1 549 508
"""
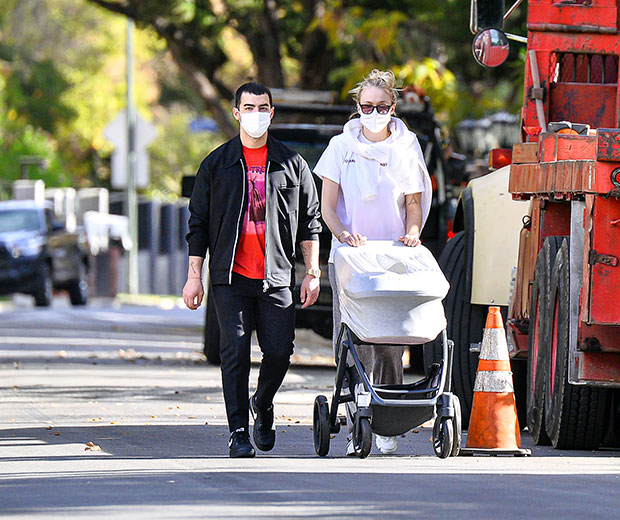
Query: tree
85 0 526 138
0 0 167 185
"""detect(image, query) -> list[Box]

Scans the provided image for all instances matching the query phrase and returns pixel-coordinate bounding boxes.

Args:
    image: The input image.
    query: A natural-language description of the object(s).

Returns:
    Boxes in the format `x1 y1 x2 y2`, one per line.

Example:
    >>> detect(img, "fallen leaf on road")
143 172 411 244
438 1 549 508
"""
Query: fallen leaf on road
150 415 157 418
110 421 119 425
204 421 208 425
54 432 60 436
85 442 101 451
45 426 53 430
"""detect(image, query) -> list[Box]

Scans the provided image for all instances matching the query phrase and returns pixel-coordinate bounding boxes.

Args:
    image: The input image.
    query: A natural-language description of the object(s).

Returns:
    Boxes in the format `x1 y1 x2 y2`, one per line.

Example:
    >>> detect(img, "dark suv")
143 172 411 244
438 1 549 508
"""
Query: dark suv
0 200 90 306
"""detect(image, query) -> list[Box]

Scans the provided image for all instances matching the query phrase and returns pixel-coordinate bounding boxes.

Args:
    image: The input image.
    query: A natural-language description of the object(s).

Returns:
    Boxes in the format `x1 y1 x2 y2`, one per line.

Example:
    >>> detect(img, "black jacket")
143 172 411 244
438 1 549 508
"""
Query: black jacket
186 134 321 287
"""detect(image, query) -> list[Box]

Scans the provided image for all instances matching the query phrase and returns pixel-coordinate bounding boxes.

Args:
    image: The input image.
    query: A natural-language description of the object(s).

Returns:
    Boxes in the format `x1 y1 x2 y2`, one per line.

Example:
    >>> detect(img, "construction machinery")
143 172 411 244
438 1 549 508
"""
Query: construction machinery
432 0 620 449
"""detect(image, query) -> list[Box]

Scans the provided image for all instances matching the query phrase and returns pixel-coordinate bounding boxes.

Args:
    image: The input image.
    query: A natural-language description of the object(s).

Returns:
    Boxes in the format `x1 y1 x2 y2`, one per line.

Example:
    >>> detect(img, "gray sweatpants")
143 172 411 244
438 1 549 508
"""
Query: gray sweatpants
329 263 404 434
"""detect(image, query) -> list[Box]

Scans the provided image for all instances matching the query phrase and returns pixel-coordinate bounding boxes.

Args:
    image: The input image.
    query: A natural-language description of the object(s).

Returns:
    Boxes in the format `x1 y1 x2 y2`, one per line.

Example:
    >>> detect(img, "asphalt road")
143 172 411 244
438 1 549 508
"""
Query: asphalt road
1 297 620 519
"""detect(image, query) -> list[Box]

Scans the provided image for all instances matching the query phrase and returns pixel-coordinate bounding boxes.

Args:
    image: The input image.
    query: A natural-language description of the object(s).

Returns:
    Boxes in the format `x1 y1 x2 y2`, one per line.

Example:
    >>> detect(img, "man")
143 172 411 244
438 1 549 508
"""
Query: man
183 82 322 458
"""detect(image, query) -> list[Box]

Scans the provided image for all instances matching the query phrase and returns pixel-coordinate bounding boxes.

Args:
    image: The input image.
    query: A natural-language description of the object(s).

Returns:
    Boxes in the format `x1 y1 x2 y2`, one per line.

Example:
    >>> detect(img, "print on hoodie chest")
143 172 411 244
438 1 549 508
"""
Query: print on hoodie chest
343 153 387 168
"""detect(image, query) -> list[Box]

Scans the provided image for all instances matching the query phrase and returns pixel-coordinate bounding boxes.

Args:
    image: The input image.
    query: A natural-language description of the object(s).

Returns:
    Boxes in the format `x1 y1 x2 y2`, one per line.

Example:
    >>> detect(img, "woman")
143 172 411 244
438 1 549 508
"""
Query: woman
314 69 432 455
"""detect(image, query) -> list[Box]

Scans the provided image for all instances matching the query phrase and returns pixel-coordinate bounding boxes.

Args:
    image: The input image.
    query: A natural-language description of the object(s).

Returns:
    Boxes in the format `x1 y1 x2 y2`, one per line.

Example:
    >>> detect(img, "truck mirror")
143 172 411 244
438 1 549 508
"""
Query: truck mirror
472 28 510 68
470 0 505 34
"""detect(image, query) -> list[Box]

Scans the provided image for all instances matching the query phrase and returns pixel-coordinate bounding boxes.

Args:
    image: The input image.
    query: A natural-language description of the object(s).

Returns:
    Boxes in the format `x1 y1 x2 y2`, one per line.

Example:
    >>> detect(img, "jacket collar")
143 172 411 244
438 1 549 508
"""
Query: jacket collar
224 134 285 168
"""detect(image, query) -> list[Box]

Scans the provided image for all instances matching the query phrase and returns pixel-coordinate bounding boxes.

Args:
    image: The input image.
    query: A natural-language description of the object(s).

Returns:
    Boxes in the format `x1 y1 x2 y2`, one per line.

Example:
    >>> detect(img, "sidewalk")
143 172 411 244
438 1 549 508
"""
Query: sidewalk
0 293 335 368
115 293 336 368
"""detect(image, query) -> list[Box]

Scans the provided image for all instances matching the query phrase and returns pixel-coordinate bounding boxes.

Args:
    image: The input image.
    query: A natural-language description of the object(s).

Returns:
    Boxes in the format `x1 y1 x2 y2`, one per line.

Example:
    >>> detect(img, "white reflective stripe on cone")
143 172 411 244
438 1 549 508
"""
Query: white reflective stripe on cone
479 328 510 360
473 371 514 392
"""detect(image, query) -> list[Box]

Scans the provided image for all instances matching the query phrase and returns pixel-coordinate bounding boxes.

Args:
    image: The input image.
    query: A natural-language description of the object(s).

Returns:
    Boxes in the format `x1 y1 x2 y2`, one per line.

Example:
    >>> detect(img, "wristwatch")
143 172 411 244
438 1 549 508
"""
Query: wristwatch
305 268 322 278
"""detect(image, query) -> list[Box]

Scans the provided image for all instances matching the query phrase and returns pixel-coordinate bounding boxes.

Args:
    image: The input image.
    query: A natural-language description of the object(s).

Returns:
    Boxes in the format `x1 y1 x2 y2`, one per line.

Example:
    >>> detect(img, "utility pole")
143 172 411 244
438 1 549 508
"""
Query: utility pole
126 19 139 295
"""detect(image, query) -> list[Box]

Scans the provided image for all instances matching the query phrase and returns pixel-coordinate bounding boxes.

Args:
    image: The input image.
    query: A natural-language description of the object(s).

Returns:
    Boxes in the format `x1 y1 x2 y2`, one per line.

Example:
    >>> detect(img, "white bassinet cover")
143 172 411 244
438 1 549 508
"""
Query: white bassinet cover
333 240 449 345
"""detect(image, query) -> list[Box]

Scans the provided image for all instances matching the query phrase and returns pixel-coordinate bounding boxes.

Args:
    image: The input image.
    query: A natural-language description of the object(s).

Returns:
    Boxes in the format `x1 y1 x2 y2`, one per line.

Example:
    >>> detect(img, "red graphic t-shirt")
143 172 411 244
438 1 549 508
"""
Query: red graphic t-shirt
233 145 268 279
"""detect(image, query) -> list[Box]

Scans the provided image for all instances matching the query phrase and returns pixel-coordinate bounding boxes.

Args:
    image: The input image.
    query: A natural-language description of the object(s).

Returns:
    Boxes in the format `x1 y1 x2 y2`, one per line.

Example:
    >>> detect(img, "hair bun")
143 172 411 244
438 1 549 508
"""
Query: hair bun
349 69 399 106
366 69 396 89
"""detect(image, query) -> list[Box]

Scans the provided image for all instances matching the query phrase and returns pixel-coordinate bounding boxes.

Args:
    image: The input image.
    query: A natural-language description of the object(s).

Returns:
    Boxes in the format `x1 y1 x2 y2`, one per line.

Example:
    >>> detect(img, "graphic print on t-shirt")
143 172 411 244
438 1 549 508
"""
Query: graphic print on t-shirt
233 145 267 279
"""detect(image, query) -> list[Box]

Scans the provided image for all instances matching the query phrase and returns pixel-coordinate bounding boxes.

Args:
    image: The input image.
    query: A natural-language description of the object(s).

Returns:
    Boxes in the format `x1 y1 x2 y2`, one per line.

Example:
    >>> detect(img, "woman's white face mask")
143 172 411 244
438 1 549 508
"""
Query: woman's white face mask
359 111 391 134
240 111 271 138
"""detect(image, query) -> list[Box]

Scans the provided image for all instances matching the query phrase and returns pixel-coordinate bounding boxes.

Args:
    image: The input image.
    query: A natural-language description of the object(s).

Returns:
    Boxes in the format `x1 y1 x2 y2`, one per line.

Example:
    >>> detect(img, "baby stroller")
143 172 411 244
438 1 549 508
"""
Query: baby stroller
313 241 461 459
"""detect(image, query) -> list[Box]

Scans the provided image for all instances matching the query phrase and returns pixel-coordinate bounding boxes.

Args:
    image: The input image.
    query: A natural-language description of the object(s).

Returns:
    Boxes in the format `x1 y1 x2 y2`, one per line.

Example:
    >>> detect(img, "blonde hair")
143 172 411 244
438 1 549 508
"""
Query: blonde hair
349 69 399 106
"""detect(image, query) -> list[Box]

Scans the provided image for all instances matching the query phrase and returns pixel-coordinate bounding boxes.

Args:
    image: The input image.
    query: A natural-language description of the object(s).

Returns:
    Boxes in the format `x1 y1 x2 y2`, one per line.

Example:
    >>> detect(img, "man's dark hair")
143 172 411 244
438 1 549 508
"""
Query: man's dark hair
234 82 273 108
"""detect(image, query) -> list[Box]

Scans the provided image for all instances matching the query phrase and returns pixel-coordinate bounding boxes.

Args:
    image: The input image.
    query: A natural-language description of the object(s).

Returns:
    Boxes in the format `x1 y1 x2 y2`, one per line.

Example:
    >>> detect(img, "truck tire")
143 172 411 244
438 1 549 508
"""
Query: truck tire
34 263 53 307
424 231 486 427
68 261 88 306
203 285 221 365
526 237 563 445
544 238 610 449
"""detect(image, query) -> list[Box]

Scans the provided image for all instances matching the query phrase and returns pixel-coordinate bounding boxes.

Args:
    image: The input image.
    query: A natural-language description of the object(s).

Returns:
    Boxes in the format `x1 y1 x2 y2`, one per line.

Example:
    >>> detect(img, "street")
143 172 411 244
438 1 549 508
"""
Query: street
1 297 620 519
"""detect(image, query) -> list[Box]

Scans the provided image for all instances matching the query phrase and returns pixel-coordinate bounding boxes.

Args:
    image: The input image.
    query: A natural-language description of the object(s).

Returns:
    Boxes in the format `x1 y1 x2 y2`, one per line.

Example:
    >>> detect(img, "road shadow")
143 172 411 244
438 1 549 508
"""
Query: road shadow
2 424 620 518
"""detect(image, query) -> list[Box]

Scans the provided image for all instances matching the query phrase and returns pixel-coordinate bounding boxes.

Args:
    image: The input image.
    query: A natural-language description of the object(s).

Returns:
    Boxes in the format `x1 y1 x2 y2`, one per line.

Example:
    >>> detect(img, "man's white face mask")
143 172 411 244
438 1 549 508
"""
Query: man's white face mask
359 111 391 134
240 111 271 138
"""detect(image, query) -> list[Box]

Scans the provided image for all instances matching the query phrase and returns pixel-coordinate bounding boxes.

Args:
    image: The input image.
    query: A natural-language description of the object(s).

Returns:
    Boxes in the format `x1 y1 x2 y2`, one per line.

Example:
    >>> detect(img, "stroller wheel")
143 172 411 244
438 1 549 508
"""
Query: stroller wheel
353 416 372 459
451 395 462 457
313 395 330 457
432 416 454 459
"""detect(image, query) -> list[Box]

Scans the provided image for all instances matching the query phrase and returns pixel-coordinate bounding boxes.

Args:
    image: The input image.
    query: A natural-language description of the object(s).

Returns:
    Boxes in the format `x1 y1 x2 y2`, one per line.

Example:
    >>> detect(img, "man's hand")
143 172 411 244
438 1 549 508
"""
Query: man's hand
300 275 320 309
183 278 204 310
398 233 421 247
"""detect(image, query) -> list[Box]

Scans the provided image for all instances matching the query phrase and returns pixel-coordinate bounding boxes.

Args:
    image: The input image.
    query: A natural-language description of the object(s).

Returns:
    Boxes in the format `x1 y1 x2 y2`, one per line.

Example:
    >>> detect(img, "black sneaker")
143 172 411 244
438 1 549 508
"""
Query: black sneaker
228 428 255 458
250 395 275 451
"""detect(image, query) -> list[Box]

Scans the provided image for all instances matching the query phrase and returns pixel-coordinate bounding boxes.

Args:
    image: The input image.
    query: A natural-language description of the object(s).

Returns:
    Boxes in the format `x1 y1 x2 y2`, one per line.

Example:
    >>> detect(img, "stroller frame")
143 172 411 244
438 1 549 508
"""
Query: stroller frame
313 323 462 458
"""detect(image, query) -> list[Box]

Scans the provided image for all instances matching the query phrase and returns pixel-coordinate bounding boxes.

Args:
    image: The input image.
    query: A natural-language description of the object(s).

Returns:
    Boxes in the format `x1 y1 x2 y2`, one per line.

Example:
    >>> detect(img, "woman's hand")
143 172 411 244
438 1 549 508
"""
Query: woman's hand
340 231 367 247
398 233 421 247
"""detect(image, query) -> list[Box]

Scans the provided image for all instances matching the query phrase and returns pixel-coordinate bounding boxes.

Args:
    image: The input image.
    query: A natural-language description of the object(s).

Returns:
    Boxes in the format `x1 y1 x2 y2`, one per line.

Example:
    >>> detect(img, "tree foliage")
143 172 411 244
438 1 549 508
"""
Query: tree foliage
1 0 527 200
85 0 526 136
0 0 167 189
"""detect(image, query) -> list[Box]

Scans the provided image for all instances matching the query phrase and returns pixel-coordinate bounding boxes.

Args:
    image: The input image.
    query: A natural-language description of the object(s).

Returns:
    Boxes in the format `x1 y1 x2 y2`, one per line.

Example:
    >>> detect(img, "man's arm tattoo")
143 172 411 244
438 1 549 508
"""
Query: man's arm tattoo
300 241 318 268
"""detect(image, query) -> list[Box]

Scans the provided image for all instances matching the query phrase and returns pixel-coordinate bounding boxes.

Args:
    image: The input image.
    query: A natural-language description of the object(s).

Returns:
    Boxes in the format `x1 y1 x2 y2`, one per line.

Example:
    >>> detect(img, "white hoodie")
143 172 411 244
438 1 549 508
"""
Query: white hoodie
314 117 433 262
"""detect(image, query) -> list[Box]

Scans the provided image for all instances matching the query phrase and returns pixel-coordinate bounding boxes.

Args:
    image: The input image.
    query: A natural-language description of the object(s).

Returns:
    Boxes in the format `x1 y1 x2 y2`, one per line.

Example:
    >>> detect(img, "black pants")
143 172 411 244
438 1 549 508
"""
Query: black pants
211 273 295 432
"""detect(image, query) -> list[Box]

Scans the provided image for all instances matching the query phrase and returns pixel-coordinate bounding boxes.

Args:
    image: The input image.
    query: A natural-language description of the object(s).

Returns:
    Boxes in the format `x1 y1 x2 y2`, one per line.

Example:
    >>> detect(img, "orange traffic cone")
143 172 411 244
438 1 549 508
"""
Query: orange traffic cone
460 307 530 456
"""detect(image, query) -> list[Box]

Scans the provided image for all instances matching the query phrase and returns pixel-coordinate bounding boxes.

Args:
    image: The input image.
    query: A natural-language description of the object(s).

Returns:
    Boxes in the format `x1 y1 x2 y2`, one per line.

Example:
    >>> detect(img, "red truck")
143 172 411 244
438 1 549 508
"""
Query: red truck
434 0 620 449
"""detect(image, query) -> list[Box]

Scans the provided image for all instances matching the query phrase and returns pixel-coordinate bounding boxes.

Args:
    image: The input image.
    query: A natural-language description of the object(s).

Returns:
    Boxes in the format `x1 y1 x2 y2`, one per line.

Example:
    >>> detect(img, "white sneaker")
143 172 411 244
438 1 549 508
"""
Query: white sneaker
346 439 356 456
375 435 398 454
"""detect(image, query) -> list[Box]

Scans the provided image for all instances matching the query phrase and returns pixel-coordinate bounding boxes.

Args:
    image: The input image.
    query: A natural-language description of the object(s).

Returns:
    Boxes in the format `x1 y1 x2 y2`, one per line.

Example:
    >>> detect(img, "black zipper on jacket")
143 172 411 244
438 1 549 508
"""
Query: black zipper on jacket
228 158 247 284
